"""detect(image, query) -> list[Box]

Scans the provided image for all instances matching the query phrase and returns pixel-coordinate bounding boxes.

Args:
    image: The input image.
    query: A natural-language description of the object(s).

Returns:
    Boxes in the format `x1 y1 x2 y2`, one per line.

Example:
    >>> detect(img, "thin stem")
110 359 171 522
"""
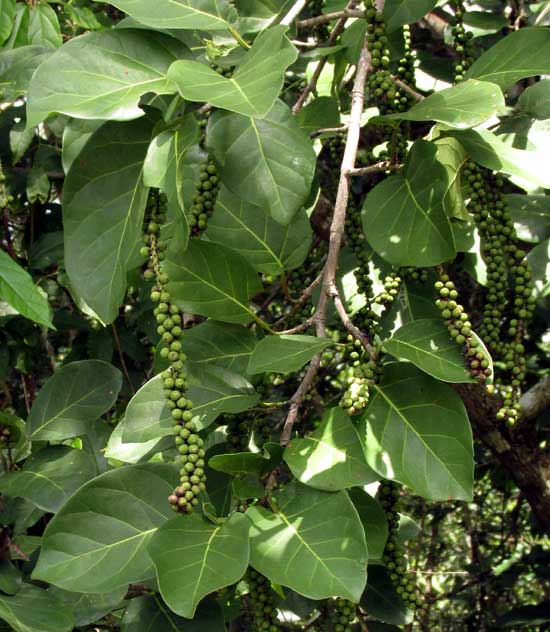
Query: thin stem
296 9 364 28
310 125 348 138
346 160 402 176
392 75 425 101
112 322 135 395
228 27 251 49
332 284 375 356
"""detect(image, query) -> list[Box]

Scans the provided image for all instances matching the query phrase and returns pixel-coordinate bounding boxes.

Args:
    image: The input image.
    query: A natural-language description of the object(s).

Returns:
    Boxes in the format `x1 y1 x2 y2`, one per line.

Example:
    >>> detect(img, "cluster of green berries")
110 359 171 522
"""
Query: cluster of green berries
247 569 281 632
141 195 205 513
452 1 475 83
339 339 381 415
435 275 491 383
325 598 356 632
225 414 251 453
374 273 402 305
378 482 420 610
190 157 219 235
400 266 428 283
0 425 12 447
397 25 415 86
211 64 233 79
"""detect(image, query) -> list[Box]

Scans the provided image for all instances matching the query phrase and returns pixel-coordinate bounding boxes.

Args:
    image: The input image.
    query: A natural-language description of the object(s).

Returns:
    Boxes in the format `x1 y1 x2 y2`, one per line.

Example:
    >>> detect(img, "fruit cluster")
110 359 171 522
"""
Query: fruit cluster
189 156 219 235
451 0 475 83
326 598 356 632
247 569 281 631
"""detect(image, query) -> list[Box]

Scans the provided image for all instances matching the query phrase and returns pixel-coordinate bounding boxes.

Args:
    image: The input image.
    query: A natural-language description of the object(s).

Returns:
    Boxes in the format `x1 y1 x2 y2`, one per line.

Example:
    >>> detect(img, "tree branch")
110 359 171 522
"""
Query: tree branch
346 160 402 176
518 375 550 422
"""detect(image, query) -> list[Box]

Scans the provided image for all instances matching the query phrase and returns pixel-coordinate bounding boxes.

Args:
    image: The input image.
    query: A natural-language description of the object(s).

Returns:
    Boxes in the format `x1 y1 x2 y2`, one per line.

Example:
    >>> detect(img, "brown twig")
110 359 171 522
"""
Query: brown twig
296 9 364 28
111 322 135 394
346 160 402 176
331 284 375 356
310 125 348 138
393 75 426 101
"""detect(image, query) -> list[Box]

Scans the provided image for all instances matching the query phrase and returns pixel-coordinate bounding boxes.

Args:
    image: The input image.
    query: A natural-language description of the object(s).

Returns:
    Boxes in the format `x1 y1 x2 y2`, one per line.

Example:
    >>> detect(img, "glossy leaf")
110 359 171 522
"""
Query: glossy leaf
359 363 474 501
0 446 97 513
164 239 262 324
0 584 74 632
149 513 249 618
248 334 333 375
104 418 169 465
247 482 368 601
28 360 122 441
168 26 297 117
348 488 388 561
466 27 550 90
205 187 312 275
362 140 455 267
47 586 127 627
360 565 413 625
0 250 53 328
384 318 475 383
27 29 188 126
382 0 437 32
518 80 550 120
284 408 378 491
208 100 317 225
33 464 179 593
63 117 154 323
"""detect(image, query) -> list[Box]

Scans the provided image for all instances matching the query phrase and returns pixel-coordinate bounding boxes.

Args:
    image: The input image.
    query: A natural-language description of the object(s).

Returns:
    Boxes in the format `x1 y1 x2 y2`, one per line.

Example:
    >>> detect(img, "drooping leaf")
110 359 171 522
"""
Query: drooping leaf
168 26 297 118
247 482 368 601
359 363 474 501
466 27 550 90
0 584 74 632
63 117 155 323
33 464 179 593
0 446 97 513
383 318 475 383
28 3 62 48
247 334 333 375
164 239 262 324
382 0 438 32
208 100 317 225
435 137 469 220
0 250 53 328
149 513 249 618
348 488 388 561
284 408 378 491
360 565 413 625
362 140 456 267
61 118 103 174
28 360 122 441
27 29 188 126
205 187 312 275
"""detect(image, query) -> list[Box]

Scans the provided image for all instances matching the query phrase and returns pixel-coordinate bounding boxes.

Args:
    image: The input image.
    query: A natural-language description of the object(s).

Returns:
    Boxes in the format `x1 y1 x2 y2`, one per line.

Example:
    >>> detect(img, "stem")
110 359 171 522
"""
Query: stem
392 75 425 101
112 322 135 395
297 9 364 28
347 160 402 176
228 27 251 49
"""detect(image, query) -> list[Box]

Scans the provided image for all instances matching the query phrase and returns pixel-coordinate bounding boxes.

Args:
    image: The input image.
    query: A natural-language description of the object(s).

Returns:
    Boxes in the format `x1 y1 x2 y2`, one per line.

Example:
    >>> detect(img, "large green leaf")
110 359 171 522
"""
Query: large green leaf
382 80 504 129
383 318 475 383
466 27 550 90
247 482 368 601
247 334 333 375
208 100 316 225
168 26 296 118
284 408 378 491
47 586 126 627
0 250 52 328
518 80 550 120
360 565 413 625
28 3 62 48
205 187 312 275
0 0 15 45
27 29 188 126
28 360 122 441
63 117 154 323
0 446 97 513
33 464 179 593
164 239 262 324
95 0 236 30
61 118 103 173
359 363 474 501
149 513 249 618
361 140 455 267
0 584 74 632
0 45 50 100
382 0 437 32
348 488 388 561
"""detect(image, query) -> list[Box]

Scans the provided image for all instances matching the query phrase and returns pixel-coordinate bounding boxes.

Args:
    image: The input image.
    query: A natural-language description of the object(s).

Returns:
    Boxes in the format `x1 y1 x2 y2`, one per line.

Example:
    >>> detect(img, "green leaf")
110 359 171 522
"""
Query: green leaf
362 140 456 267
517 80 550 120
182 320 256 375
435 137 469 220
296 96 340 132
382 80 504 129
466 27 550 90
209 443 283 475
47 586 127 627
247 334 332 375
33 463 179 593
0 560 21 596
9 119 35 164
0 446 97 513
0 584 74 632
28 360 122 441
0 46 50 100
359 363 474 501
360 565 413 625
348 488 388 561
63 117 154 323
104 418 168 465
168 26 297 118
284 408 378 491
164 239 262 324
208 100 317 225
383 318 475 383
61 118 103 174
27 29 188 126
382 0 437 32
247 482 368 601
95 0 236 30
506 194 550 243
205 187 312 275
234 0 293 33
28 3 62 48
528 237 550 298
149 513 249 618
0 250 53 328
0 0 16 45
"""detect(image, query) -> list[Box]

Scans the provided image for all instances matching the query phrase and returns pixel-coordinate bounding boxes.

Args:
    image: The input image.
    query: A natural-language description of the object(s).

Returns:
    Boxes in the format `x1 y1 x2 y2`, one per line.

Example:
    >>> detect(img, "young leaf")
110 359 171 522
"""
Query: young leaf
247 482 368 602
359 363 474 501
0 584 74 632
149 513 249 618
208 100 317 225
348 488 388 561
205 186 312 275
248 334 332 375
168 26 297 118
28 3 62 48
382 0 438 32
0 0 15 45
284 408 378 491
164 239 263 324
0 250 53 328
27 29 188 126
362 140 456 267
28 360 122 441
33 464 179 593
